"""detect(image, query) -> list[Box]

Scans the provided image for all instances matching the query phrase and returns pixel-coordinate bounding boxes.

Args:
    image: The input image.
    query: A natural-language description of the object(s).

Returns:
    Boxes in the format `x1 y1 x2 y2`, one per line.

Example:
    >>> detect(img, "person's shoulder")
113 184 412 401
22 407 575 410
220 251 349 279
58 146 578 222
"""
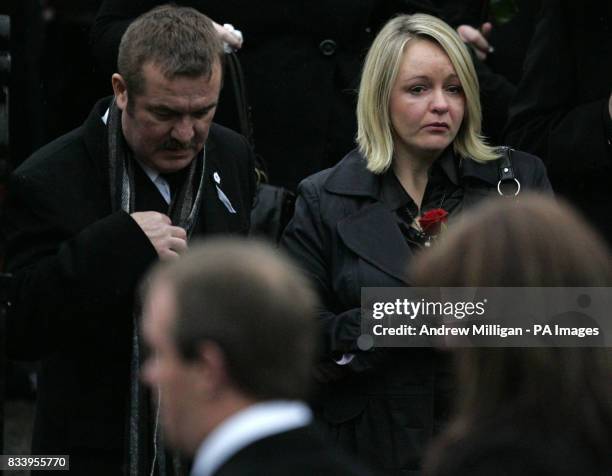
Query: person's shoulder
507 148 550 189
509 148 545 170
15 127 86 178
215 425 374 476
208 123 249 151
298 148 370 195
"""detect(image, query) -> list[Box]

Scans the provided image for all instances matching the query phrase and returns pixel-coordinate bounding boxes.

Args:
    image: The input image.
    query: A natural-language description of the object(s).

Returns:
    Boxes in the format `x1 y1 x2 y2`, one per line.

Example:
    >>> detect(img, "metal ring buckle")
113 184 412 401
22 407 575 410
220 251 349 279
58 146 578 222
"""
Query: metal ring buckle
497 178 521 196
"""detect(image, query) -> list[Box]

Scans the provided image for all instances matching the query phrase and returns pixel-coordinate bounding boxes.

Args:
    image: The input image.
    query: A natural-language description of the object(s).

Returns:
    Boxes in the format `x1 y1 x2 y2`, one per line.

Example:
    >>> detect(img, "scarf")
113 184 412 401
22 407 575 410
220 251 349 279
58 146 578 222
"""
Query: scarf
107 99 205 476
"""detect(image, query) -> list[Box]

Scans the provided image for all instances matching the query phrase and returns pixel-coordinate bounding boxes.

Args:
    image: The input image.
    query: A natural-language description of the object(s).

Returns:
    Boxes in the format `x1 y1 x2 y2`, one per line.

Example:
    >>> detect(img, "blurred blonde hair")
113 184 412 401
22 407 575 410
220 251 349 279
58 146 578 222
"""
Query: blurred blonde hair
357 13 500 174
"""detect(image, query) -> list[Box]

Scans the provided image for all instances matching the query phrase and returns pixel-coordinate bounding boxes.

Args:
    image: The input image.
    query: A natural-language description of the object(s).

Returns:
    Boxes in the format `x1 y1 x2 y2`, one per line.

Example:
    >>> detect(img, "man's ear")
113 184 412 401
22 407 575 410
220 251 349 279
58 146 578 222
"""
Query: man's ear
111 73 128 111
196 341 231 398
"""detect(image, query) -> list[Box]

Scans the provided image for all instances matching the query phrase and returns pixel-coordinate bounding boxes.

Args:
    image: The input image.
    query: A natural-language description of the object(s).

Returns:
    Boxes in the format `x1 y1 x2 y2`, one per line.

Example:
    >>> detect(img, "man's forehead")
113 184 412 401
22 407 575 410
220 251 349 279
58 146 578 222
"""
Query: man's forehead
140 61 221 90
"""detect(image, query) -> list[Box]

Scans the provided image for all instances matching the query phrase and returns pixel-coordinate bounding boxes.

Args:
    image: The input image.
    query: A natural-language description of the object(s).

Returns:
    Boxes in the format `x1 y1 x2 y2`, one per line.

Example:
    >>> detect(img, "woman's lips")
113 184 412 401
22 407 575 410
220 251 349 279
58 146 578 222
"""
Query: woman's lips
422 122 450 131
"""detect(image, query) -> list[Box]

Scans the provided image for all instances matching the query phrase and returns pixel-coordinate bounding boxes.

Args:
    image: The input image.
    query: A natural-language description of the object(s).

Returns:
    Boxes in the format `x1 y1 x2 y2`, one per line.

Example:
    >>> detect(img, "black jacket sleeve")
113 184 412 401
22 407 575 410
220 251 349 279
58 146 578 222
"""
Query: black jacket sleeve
281 178 363 359
3 172 158 360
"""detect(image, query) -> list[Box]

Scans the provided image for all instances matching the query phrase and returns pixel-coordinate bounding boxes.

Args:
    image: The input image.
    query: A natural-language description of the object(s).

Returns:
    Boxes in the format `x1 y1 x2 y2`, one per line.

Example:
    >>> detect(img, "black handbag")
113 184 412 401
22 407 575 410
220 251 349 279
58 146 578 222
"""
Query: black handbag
225 52 295 243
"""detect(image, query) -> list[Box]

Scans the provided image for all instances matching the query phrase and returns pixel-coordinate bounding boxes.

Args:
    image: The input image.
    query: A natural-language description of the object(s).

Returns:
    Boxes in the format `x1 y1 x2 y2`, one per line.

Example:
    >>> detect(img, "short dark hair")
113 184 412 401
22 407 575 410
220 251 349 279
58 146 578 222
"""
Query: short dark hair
117 4 224 97
150 238 318 401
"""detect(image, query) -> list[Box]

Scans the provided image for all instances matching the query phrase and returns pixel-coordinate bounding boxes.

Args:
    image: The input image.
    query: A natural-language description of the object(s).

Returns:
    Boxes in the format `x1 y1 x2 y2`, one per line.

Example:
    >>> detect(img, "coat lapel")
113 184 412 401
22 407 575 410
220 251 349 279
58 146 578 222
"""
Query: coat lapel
325 151 412 284
337 201 412 285
198 136 243 234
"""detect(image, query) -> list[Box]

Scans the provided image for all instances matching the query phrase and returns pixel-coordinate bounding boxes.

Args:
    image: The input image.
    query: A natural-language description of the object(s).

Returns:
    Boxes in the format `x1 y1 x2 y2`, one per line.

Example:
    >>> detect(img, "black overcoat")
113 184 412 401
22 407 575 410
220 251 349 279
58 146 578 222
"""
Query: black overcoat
282 149 552 475
2 98 255 470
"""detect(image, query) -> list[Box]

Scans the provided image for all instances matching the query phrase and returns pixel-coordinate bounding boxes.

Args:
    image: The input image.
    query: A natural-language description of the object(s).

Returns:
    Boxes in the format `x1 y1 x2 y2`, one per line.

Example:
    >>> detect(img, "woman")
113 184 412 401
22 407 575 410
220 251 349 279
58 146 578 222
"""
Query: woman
282 14 551 475
410 195 612 475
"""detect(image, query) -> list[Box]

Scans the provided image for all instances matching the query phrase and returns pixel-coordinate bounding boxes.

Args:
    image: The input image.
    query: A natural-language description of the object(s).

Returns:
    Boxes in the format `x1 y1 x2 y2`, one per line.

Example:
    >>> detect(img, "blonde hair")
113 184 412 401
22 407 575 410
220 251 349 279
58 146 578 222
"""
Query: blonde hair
356 13 500 174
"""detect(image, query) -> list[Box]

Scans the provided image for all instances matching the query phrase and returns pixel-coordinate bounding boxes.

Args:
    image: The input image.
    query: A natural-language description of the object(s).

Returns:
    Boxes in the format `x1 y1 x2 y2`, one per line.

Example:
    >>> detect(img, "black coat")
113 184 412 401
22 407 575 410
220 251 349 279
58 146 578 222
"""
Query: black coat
2 98 255 470
281 149 551 475
210 425 375 476
504 0 612 242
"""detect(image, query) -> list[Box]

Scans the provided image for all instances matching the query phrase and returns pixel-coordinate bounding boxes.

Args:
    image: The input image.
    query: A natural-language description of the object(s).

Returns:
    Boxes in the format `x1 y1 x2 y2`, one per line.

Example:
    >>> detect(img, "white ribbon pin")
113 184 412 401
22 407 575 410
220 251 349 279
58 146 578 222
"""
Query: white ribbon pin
213 172 237 214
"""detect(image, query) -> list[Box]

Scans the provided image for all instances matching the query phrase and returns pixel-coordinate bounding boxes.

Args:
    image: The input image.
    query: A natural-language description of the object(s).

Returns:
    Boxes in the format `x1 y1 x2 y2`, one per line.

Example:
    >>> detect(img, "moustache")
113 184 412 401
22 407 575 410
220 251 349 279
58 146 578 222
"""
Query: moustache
161 139 198 151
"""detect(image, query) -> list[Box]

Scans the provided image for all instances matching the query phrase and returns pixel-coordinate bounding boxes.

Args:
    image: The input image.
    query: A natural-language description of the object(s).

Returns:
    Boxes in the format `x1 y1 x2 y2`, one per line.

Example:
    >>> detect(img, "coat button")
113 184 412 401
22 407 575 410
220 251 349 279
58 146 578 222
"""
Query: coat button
319 39 337 56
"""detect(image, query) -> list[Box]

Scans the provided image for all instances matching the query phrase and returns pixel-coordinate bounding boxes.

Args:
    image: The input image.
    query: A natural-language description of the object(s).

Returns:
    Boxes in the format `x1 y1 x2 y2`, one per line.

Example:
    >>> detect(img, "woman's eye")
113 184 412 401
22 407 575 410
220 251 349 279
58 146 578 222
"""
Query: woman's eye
447 85 463 94
409 85 426 95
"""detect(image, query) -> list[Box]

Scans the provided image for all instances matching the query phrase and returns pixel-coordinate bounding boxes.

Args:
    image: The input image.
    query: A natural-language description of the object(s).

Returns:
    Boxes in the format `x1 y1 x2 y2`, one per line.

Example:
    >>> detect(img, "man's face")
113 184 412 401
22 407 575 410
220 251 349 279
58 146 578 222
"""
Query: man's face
142 279 204 453
113 62 222 174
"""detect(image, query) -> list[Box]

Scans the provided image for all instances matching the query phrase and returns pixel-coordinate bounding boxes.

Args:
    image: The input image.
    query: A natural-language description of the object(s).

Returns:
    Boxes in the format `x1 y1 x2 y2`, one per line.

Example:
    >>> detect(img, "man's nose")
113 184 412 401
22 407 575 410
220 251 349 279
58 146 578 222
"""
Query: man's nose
171 117 195 143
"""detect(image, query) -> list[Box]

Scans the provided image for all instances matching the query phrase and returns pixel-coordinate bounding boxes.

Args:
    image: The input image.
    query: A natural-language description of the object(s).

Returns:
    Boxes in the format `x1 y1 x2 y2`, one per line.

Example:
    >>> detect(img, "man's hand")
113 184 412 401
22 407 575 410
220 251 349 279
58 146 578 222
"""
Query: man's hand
130 212 187 260
457 22 493 61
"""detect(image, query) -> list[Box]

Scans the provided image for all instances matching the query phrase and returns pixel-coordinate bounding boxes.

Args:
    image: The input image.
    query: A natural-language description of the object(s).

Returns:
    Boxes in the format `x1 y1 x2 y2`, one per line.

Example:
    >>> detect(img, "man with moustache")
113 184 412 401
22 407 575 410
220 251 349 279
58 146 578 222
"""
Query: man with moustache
2 5 254 474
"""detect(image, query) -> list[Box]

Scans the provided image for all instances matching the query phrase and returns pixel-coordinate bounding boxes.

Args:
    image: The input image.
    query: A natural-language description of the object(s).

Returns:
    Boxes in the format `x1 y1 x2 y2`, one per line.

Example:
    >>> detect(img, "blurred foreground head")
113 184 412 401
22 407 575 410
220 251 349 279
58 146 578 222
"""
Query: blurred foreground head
141 238 318 454
410 194 612 473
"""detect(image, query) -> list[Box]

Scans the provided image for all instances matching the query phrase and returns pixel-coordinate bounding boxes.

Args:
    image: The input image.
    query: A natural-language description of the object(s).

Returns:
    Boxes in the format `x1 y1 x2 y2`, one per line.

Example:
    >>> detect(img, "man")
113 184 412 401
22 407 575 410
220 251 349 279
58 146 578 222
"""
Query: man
141 238 372 476
2 6 254 474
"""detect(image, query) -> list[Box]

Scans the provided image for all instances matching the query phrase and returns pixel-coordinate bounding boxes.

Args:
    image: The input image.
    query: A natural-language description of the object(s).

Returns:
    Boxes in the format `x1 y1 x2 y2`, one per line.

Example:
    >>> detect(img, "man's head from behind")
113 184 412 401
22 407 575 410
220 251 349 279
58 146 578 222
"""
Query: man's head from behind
141 238 318 454
111 5 224 173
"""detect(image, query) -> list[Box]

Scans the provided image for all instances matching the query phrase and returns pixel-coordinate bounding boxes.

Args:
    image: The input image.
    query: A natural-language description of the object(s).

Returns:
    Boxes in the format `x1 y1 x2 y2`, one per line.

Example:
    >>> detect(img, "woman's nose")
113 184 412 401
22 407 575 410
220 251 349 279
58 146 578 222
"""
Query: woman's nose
430 89 449 113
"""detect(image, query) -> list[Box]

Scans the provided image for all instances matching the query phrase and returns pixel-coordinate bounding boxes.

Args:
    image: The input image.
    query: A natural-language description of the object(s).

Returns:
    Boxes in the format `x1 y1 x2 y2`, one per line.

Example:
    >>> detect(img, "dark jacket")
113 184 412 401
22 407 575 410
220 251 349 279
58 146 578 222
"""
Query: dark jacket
504 0 612 242
2 98 255 469
211 425 375 476
281 149 551 475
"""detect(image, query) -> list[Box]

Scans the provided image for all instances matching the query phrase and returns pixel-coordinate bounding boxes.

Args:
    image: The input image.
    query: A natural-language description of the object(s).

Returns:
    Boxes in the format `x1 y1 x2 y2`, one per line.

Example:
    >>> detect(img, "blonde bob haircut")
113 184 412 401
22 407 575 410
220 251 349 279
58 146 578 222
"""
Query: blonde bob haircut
357 13 501 174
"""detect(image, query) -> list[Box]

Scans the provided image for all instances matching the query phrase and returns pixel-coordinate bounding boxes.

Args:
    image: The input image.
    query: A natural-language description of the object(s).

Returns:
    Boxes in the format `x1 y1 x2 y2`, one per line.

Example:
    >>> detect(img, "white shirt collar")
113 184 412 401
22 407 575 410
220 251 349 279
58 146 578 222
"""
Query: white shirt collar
191 400 312 476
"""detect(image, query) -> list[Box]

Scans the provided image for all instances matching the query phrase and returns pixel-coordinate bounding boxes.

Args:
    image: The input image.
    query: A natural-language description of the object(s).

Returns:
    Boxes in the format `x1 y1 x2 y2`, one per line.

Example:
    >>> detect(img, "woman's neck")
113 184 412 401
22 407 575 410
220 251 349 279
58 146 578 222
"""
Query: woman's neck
392 146 440 210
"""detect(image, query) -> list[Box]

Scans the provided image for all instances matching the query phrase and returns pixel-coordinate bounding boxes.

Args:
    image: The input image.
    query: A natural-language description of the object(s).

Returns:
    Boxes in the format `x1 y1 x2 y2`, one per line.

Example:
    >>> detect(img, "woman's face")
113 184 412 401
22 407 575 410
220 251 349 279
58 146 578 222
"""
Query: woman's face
389 39 465 160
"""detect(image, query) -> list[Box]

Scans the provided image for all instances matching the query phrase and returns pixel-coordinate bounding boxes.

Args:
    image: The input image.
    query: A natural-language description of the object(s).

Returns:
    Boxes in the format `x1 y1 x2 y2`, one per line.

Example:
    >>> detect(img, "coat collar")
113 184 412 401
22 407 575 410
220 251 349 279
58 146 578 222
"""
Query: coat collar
323 149 381 199
324 148 501 284
324 148 501 197
337 202 413 284
322 150 412 284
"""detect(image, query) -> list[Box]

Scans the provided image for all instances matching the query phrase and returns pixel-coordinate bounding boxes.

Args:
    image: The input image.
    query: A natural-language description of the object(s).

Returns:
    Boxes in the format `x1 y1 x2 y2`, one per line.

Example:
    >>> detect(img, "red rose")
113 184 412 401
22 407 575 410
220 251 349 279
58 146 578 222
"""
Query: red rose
418 208 448 236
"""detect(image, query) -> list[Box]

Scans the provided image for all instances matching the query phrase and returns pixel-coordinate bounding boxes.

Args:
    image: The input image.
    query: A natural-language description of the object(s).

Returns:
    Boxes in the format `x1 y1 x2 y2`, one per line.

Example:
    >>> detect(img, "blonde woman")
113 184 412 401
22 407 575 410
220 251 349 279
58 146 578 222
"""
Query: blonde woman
282 14 551 474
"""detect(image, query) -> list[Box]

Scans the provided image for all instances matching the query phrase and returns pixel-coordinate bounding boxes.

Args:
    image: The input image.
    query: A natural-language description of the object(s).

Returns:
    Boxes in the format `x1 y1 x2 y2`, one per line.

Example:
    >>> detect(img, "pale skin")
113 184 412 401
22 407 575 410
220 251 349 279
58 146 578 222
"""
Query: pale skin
457 23 493 61
389 40 466 210
213 21 243 50
130 211 187 260
142 278 253 454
